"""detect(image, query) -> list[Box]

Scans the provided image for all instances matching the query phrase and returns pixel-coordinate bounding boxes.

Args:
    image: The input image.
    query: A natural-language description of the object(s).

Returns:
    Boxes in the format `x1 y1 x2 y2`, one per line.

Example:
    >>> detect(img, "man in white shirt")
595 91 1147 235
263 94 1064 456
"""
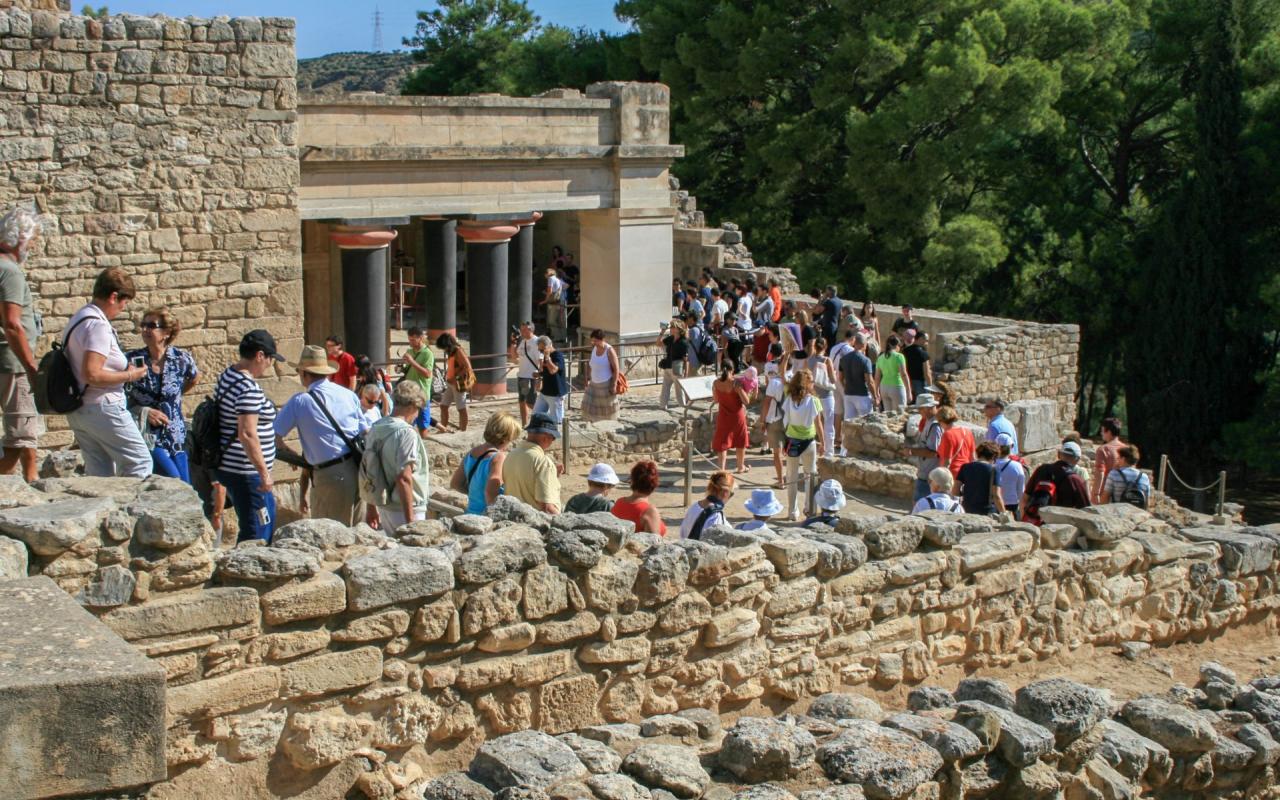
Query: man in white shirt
541 269 566 342
509 321 541 426
828 329 854 451
709 289 729 327
736 282 754 332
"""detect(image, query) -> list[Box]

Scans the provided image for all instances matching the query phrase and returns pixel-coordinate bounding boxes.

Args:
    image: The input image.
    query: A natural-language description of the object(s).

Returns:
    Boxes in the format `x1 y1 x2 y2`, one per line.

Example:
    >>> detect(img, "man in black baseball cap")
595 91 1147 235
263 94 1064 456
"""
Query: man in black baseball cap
239 329 287 362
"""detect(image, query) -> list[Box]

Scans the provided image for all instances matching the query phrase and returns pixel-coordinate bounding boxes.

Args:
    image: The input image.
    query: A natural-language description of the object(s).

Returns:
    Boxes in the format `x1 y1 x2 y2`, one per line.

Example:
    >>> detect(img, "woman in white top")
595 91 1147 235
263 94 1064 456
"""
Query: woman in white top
680 470 735 540
582 329 621 422
64 268 152 477
805 338 838 456
781 369 826 520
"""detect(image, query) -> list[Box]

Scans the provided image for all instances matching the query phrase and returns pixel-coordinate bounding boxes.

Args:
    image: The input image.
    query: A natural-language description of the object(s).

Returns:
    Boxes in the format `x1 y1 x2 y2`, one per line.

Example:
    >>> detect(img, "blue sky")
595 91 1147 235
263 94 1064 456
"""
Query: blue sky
108 0 630 58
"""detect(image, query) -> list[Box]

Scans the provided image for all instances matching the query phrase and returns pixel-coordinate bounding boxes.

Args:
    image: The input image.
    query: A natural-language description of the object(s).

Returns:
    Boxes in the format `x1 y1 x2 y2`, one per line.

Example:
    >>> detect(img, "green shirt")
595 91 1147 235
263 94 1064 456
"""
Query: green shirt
0 255 37 373
405 345 435 397
876 352 907 387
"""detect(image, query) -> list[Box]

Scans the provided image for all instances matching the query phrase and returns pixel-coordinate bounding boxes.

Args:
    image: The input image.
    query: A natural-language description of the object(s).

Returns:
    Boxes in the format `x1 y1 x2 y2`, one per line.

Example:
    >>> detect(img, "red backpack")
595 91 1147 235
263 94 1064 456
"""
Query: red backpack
1023 478 1057 525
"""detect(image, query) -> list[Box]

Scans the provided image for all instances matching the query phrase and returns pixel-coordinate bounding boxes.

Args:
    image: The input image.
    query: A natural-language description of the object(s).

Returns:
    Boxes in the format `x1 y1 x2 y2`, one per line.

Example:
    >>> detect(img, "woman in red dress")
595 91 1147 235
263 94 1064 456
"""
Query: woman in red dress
712 364 754 473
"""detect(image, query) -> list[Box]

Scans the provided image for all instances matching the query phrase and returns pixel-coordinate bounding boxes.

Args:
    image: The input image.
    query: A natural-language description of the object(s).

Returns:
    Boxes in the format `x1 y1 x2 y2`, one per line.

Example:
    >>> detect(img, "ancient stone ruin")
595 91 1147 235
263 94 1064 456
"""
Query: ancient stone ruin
2 470 1280 798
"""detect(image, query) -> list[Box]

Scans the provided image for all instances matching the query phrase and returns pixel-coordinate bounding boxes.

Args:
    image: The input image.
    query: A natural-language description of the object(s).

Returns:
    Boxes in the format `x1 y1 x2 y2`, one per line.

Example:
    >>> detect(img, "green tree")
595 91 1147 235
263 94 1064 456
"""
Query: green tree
402 0 538 96
81 4 108 18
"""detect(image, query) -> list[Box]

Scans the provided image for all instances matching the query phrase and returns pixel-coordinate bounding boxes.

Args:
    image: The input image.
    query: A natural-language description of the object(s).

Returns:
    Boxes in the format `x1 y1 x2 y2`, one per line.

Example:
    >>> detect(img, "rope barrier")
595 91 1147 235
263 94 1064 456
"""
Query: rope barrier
1163 461 1224 493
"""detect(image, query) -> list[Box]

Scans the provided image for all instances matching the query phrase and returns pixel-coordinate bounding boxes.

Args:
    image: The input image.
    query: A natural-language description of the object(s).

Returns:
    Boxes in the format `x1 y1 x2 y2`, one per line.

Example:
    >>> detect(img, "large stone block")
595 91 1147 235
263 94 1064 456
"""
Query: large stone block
279 646 383 698
166 666 281 721
0 496 114 556
0 577 165 798
260 571 346 625
342 547 454 611
1003 399 1057 453
101 586 259 641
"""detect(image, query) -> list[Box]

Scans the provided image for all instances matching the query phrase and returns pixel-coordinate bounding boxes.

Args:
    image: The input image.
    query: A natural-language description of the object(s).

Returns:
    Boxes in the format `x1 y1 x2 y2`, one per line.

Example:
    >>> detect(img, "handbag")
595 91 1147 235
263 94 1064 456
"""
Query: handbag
453 354 477 392
614 371 629 395
785 437 813 458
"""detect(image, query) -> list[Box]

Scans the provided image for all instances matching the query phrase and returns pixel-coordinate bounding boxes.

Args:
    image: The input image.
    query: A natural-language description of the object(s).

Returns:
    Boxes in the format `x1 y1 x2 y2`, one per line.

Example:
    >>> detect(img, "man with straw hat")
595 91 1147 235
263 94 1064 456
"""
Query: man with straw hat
275 344 370 525
738 488 783 532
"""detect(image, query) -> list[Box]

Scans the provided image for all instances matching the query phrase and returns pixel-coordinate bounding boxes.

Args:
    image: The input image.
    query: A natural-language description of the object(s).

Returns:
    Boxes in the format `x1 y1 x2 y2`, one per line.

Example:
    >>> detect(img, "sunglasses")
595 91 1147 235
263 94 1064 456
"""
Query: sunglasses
141 321 167 331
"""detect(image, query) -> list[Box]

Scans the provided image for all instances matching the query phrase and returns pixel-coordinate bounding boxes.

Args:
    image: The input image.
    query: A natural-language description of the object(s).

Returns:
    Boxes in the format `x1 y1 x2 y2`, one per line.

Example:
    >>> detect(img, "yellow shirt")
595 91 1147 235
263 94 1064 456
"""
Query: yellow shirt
502 440 560 509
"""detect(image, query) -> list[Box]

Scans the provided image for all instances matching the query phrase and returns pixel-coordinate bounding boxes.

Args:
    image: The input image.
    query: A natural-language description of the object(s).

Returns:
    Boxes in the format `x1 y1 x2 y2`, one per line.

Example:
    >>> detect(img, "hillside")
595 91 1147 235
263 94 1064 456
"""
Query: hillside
296 51 416 96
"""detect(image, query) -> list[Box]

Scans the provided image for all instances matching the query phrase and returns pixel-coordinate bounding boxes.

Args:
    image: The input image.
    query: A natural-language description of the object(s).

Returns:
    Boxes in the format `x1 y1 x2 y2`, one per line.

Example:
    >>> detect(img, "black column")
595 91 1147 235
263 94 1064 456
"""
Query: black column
340 246 388 365
508 223 534 328
423 218 457 338
465 239 509 396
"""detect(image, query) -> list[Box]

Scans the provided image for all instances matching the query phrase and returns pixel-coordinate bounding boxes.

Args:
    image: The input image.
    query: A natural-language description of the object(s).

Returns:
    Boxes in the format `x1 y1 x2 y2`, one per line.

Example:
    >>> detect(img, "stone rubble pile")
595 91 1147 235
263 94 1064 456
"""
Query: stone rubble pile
1 478 1278 797
429 664 1280 800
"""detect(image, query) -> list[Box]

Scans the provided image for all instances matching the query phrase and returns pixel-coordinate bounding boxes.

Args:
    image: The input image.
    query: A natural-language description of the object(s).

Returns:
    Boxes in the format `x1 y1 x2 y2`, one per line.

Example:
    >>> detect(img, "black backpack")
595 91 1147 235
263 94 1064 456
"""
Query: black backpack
1116 471 1149 509
694 328 718 366
33 316 90 414
189 395 224 469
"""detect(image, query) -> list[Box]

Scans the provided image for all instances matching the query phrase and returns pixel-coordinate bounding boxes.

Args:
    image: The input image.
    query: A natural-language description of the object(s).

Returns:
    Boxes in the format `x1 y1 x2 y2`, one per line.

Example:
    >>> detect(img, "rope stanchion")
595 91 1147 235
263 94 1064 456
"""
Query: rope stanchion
1163 462 1224 493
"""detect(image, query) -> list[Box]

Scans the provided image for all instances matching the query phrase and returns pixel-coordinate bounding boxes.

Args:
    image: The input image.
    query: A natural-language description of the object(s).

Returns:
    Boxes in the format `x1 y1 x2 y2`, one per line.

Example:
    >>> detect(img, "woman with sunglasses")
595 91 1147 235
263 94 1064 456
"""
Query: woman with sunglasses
125 306 199 481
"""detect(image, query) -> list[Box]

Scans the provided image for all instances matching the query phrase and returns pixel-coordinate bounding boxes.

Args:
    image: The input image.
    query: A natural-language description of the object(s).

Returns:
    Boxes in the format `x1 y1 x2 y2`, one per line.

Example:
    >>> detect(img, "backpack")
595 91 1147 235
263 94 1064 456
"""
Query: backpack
694 328 718 366
359 420 399 505
1024 478 1057 524
189 395 224 469
1116 470 1149 509
687 498 725 541
32 316 91 414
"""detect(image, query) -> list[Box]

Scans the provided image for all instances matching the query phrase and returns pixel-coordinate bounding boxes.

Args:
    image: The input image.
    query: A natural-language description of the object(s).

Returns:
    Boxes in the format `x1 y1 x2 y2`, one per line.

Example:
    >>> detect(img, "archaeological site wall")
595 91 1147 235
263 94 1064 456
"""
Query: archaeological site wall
2 471 1278 797
0 6 303 446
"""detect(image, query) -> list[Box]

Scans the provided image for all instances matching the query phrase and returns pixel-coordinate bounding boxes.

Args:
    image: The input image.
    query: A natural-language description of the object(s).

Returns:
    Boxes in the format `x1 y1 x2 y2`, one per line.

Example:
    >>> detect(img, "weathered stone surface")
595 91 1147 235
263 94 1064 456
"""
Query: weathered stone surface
1236 723 1280 766
524 564 571 620
458 528 548 583
129 490 208 550
558 733 623 774
1097 719 1170 783
274 518 358 551
913 512 965 547
217 546 321 581
167 666 280 720
0 496 114 556
332 609 411 642
281 710 374 769
1039 523 1079 550
76 564 136 608
225 708 287 762
479 622 537 653
796 787 866 800
864 517 925 559
588 773 651 800
763 539 819 577
549 528 608 570
102 587 258 640
1120 697 1217 753
622 743 711 799
809 692 884 723
658 592 714 634
260 571 347 625
470 730 588 790
1178 527 1276 576
585 557 641 611
423 772 495 800
719 717 817 782
957 701 1054 767
906 687 954 712
539 674 599 734
704 608 760 648
636 544 690 604
640 714 700 740
1014 678 1110 746
816 720 944 800
279 646 382 698
0 536 27 581
732 786 796 800
580 636 651 664
1039 506 1140 543
954 678 1016 710
342 546 453 610
953 531 1034 573
882 713 983 763
0 577 166 798
455 514 495 535
538 612 602 645
1234 687 1280 724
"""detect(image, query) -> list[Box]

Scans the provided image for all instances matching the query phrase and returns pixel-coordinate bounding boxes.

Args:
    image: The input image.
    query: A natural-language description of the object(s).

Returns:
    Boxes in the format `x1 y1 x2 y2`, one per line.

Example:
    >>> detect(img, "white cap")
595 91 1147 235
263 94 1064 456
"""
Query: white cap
587 463 621 485
814 479 847 512
1060 441 1082 459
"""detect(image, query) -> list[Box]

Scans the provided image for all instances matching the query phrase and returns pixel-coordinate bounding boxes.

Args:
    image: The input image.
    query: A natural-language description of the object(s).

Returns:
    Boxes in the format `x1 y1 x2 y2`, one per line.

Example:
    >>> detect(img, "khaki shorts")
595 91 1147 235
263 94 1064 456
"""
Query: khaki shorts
0 372 43 449
766 419 785 450
441 383 468 411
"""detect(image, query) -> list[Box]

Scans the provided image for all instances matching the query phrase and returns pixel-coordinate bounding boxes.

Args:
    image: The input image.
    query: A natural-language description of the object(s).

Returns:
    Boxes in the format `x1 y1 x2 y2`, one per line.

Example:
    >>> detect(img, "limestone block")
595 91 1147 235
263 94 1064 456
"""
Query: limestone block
585 556 640 611
635 544 689 605
225 708 287 762
0 577 165 799
523 564 571 620
478 622 537 653
864 517 926 559
0 495 115 555
704 608 760 648
281 710 374 769
217 546 320 582
279 646 382 698
470 729 587 790
953 531 1034 574
166 666 281 721
102 586 259 640
1178 527 1276 576
456 528 546 584
342 546 454 611
0 535 28 580
539 674 600 734
580 636 651 664
1004 399 1057 453
816 720 944 800
76 563 136 608
763 539 820 578
259 571 346 625
249 629 330 662
332 609 411 642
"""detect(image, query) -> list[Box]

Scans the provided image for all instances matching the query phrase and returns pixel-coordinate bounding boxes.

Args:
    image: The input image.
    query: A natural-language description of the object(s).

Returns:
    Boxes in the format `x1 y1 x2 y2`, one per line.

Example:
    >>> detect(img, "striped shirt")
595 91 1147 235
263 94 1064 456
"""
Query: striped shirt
216 366 276 475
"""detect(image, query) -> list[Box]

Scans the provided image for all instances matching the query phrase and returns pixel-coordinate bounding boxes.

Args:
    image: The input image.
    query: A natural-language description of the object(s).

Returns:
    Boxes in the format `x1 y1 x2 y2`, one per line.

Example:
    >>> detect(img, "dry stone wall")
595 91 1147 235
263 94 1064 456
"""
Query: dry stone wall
0 7 303 445
1 473 1279 797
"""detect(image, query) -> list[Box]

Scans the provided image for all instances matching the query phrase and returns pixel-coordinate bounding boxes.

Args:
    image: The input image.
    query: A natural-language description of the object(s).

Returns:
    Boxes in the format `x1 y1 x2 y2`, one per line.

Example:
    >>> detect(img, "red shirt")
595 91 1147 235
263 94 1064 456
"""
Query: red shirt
937 426 976 478
769 286 783 322
611 497 667 536
328 350 357 388
752 330 772 364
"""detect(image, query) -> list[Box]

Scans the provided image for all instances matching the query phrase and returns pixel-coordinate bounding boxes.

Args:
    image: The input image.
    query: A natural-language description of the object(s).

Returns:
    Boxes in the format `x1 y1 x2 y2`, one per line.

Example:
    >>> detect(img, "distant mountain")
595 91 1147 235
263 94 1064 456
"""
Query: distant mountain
297 51 416 96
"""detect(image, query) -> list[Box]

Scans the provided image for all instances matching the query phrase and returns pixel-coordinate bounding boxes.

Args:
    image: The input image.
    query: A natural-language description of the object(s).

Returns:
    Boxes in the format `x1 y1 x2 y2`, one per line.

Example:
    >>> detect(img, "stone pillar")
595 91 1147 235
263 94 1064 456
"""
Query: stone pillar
329 226 397 365
508 211 541 328
577 208 674 339
422 217 457 339
458 222 518 397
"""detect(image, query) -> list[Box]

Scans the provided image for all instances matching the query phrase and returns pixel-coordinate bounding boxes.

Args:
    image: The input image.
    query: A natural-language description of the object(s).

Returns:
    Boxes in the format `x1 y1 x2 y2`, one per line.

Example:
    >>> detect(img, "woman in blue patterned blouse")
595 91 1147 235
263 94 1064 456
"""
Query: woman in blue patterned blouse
126 307 199 482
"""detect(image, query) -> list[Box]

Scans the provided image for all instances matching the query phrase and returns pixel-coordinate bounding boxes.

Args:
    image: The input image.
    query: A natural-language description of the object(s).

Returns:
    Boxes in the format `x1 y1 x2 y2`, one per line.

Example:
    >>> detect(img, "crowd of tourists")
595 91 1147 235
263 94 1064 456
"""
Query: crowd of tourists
0 205 1154 541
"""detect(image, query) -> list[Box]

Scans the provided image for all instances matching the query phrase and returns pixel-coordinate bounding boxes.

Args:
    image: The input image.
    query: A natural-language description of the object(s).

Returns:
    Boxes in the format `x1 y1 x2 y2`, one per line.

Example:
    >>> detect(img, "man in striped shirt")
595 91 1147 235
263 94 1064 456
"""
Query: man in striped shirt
215 330 284 542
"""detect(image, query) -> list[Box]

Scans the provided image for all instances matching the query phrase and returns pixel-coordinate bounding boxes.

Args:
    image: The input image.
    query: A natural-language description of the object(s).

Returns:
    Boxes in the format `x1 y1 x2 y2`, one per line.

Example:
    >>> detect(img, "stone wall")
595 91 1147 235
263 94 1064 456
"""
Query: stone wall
1 472 1277 797
0 7 303 446
937 323 1080 427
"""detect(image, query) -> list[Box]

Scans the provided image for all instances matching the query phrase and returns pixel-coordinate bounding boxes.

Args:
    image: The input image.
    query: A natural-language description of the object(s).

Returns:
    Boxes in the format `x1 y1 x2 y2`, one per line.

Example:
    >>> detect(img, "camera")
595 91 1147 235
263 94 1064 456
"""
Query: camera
659 321 670 331
130 355 145 369
509 324 521 341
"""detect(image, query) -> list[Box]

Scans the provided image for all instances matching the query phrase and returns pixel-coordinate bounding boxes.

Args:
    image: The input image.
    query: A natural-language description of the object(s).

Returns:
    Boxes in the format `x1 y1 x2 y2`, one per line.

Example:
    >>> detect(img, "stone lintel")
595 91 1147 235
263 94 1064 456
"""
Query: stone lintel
300 144 683 164
299 94 613 111
0 577 166 798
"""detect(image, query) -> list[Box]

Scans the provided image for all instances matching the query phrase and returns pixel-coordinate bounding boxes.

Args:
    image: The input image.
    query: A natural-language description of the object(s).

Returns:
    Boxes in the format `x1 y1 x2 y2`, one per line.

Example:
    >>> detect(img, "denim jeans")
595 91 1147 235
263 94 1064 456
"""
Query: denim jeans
217 469 277 543
67 400 152 478
913 478 931 502
534 394 565 424
151 447 190 483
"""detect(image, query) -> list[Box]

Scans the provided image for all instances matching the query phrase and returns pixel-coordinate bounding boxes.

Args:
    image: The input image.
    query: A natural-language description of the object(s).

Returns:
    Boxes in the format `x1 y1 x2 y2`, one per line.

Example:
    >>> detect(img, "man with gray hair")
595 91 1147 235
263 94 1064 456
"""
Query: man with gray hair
0 206 44 482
